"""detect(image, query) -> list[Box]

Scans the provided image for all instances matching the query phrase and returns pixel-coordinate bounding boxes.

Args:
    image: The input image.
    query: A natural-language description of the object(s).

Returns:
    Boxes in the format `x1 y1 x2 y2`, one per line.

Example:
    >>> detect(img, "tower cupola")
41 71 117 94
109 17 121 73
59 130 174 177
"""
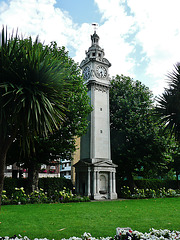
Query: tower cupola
80 30 111 71
91 31 99 46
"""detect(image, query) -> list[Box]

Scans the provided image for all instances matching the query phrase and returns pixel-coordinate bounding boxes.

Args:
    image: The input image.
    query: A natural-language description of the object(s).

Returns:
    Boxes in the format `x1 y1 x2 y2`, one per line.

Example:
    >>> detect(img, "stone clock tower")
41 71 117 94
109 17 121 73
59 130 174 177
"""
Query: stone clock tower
74 31 117 200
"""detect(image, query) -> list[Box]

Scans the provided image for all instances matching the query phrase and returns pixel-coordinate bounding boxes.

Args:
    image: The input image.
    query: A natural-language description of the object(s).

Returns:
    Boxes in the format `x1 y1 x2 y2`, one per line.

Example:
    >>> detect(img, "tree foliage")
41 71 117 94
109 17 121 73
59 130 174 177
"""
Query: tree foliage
156 63 180 142
156 63 180 185
6 53 92 188
110 75 173 189
0 27 91 204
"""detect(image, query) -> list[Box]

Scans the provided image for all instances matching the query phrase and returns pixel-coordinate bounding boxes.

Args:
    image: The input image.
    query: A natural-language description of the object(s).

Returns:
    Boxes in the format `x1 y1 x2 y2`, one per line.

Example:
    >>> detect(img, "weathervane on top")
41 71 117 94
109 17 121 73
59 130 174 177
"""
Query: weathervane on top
92 23 98 32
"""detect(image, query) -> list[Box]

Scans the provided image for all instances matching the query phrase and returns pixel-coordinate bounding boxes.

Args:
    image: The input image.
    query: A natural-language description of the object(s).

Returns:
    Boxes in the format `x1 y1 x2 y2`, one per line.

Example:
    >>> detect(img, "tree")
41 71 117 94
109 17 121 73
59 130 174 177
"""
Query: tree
156 63 180 186
0 27 91 205
156 63 180 140
110 75 173 190
6 67 92 191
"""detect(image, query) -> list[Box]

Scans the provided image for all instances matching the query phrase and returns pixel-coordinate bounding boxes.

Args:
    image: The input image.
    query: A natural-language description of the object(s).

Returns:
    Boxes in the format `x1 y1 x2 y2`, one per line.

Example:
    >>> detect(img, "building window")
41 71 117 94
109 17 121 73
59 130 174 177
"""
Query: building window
7 165 12 170
50 166 56 170
41 164 47 169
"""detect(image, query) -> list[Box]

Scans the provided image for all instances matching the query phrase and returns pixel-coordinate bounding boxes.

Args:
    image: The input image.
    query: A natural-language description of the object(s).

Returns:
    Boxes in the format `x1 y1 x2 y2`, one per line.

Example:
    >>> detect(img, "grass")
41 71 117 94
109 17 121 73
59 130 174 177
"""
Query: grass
0 198 180 239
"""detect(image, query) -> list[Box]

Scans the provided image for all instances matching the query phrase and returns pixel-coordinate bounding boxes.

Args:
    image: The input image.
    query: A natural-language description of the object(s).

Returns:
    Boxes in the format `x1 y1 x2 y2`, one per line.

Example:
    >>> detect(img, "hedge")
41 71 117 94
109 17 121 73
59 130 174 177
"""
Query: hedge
120 179 178 190
38 177 73 196
4 177 178 198
3 177 73 197
134 179 178 190
116 178 179 196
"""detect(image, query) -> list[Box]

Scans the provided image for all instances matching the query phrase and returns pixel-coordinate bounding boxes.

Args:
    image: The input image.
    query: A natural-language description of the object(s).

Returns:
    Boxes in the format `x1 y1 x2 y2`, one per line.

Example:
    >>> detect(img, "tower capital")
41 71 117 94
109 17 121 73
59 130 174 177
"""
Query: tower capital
80 30 111 85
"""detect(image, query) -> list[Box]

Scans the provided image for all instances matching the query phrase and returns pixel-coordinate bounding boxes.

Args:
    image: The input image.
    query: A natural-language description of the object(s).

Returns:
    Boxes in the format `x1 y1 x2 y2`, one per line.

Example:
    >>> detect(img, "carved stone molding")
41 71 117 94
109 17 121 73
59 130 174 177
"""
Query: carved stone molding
93 83 108 93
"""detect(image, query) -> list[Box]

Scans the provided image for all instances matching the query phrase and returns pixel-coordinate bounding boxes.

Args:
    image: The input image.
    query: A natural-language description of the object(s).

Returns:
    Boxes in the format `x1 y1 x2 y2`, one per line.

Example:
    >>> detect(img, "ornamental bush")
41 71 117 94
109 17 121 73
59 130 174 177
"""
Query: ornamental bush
117 179 178 195
119 186 179 199
38 177 73 197
1 187 90 205
29 188 49 204
11 187 28 205
3 177 73 198
134 179 178 190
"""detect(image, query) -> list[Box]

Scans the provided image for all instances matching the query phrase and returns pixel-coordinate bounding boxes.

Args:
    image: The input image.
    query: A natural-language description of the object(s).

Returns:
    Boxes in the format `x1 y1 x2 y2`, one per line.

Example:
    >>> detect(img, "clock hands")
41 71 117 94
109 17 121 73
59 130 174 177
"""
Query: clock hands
83 65 107 80
96 65 107 78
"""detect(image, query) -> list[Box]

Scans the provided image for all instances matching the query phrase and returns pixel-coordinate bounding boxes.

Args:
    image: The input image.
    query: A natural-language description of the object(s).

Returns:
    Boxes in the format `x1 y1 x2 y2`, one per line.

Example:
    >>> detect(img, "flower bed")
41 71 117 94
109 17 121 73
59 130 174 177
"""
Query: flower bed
1 187 90 205
0 229 180 240
120 186 180 199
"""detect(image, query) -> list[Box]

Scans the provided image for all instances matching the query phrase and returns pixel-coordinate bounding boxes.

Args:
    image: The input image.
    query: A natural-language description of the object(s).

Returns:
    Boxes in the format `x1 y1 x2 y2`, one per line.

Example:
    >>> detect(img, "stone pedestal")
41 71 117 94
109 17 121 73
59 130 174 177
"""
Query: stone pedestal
74 159 117 200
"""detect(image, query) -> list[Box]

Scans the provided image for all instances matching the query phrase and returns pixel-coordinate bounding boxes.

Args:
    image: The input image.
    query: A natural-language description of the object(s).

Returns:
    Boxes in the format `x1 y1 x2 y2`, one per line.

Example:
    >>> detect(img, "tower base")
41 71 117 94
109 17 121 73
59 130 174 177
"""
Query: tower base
74 159 118 200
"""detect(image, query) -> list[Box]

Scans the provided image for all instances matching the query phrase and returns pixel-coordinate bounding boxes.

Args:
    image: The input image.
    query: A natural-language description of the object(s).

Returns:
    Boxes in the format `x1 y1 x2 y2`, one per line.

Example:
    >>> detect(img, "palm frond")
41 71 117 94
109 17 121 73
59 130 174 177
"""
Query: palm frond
156 63 180 141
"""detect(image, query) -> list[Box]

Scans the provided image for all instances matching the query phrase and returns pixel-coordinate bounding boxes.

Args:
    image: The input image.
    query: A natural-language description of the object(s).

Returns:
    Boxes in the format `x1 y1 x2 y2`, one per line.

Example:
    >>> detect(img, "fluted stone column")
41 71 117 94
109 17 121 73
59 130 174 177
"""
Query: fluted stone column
109 172 112 197
88 168 91 196
96 171 99 194
76 172 79 194
93 170 97 195
113 172 116 193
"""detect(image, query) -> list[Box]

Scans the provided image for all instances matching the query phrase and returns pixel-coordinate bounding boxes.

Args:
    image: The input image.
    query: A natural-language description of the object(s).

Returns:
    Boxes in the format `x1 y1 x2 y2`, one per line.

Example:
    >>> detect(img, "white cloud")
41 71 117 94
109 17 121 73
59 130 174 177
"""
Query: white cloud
89 0 137 77
90 0 180 96
1 0 180 96
127 0 180 95
0 0 76 47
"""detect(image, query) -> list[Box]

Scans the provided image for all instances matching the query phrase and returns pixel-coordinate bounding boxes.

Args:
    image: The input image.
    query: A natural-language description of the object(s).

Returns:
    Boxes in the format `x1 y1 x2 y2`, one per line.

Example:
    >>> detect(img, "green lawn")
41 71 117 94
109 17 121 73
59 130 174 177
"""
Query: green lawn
0 198 180 239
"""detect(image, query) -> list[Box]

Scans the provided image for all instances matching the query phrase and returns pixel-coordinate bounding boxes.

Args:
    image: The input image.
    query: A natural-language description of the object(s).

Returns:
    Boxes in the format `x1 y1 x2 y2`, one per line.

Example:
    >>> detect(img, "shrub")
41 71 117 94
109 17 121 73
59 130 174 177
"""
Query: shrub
1 190 10 205
1 187 90 205
38 177 73 197
119 187 179 199
29 188 49 204
50 187 74 203
11 187 28 205
131 188 146 199
134 179 178 190
166 188 177 197
3 178 29 197
120 186 131 198
144 188 156 198
3 177 73 198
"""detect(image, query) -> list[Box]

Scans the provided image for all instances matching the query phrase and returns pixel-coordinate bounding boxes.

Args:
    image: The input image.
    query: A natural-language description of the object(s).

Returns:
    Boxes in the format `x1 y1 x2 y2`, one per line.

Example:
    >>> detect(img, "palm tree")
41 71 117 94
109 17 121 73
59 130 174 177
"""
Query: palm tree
156 63 180 187
0 27 73 205
156 63 180 141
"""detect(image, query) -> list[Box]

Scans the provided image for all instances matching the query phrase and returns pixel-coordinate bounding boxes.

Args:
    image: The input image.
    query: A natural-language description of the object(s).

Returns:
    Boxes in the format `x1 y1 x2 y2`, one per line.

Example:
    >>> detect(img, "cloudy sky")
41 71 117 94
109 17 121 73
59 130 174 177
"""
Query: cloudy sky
1 0 180 97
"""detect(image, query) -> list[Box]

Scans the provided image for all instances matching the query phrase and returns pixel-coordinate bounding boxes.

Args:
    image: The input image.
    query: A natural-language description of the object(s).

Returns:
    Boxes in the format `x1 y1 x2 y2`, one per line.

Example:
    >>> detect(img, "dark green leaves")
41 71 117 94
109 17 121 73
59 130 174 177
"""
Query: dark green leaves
0 26 91 155
110 75 172 182
156 63 180 142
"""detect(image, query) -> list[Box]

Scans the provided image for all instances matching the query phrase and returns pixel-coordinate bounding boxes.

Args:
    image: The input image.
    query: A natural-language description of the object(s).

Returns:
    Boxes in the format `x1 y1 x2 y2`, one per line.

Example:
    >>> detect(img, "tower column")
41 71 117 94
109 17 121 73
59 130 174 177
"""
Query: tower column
93 170 97 195
76 172 79 194
109 172 112 198
96 171 99 194
88 167 91 196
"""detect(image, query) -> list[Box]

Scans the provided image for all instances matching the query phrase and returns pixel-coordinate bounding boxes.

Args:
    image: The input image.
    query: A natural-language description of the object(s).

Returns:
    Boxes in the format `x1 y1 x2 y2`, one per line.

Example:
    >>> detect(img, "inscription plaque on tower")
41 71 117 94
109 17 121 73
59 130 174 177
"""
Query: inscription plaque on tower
74 29 117 200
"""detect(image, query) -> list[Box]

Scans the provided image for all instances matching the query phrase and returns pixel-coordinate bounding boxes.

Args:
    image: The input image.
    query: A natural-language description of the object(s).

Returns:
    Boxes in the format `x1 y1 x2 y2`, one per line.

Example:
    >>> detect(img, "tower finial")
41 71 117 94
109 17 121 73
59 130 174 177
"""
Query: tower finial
92 23 98 32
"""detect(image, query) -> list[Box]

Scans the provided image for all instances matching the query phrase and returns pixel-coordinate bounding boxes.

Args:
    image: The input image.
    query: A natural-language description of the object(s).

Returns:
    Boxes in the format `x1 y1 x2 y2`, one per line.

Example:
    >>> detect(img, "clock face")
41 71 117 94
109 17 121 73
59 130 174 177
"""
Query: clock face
96 65 107 78
83 66 90 80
